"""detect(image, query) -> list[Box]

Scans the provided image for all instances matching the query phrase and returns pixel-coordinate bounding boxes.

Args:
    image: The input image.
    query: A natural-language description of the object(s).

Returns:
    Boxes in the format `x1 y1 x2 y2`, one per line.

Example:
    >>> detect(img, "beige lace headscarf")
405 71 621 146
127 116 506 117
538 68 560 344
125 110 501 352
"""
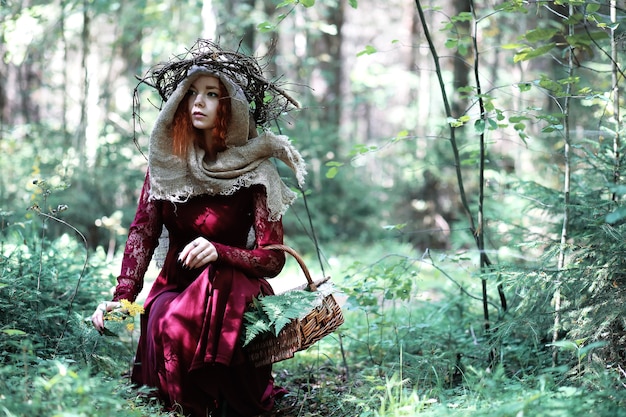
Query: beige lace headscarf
148 66 306 221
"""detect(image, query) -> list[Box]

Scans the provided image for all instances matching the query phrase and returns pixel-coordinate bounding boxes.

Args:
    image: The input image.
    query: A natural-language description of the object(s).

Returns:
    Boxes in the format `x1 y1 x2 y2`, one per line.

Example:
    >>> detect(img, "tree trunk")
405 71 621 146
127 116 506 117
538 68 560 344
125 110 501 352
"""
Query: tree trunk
611 0 621 199
216 0 256 52
60 0 70 146
310 1 344 129
0 29 6 138
451 0 471 119
75 0 90 170
553 2 575 367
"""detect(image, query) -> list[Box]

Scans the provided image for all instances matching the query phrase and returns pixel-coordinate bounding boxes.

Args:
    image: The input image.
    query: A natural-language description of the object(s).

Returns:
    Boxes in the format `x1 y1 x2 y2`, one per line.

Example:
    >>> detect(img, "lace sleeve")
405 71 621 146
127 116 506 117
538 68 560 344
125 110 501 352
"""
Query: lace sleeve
213 186 286 278
112 173 162 302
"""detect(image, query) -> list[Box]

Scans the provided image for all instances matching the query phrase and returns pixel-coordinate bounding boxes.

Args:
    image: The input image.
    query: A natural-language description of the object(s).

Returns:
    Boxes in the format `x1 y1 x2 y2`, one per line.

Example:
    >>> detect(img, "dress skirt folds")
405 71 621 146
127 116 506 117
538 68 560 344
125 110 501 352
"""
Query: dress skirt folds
113 174 287 417
134 266 280 416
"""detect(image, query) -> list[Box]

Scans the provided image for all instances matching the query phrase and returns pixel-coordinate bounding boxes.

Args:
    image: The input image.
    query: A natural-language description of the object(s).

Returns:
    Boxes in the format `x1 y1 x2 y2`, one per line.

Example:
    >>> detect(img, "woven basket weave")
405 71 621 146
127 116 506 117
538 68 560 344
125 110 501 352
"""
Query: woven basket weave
245 244 344 367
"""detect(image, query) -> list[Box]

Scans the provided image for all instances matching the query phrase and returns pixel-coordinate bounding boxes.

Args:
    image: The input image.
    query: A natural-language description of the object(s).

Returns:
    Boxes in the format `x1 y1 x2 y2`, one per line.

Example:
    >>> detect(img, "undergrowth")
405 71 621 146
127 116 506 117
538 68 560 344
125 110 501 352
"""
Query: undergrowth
2 186 626 417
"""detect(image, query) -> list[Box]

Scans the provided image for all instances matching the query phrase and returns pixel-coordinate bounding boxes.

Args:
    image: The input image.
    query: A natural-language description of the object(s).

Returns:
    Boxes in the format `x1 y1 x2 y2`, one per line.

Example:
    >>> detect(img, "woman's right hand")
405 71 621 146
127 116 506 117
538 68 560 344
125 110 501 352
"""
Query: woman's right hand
90 301 121 334
178 237 218 269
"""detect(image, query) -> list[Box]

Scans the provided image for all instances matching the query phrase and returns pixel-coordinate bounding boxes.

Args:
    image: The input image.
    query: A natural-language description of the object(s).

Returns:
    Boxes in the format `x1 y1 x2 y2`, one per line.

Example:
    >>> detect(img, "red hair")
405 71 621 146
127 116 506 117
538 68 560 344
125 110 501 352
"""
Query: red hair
171 79 232 158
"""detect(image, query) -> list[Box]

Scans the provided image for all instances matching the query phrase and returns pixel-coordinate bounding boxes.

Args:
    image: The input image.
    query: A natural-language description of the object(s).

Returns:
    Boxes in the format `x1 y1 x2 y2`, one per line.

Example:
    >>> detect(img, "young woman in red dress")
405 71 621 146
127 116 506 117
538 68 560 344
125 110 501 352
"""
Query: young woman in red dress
90 41 305 417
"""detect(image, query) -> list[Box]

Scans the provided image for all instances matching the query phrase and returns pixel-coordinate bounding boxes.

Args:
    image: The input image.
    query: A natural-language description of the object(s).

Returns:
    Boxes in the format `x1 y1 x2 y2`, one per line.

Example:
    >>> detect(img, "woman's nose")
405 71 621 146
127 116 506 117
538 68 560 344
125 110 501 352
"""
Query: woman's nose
194 94 204 106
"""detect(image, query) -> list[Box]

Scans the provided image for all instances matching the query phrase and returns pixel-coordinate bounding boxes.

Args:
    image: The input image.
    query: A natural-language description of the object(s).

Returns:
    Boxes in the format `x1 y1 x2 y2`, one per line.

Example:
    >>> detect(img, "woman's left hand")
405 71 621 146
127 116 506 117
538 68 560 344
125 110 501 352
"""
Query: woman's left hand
179 237 218 269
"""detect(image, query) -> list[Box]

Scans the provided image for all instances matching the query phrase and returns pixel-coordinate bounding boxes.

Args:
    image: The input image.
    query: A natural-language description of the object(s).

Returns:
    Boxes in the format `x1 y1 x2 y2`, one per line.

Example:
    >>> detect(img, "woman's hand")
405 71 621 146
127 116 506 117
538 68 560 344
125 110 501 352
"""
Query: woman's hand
90 301 121 333
178 237 218 269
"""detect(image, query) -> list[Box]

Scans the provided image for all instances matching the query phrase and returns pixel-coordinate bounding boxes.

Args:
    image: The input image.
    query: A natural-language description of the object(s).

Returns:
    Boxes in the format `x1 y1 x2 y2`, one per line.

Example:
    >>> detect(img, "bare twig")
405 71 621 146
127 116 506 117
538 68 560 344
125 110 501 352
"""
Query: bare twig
29 205 90 356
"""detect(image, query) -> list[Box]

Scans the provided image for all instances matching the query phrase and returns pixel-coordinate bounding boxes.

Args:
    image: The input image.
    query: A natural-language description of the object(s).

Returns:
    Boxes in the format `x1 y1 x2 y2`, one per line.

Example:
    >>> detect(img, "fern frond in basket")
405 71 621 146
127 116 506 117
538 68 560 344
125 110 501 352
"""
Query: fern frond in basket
244 244 344 367
242 290 318 346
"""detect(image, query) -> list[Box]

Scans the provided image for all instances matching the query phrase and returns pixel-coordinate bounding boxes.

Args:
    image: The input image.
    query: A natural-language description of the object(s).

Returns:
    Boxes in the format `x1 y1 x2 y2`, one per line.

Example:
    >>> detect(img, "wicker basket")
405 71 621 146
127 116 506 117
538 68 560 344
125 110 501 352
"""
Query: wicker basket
245 244 344 367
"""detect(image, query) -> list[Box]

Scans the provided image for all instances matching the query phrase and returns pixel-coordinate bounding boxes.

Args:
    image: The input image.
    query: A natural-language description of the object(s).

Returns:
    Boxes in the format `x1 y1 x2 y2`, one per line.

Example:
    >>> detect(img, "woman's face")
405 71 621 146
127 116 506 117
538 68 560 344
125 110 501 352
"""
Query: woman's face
187 75 221 131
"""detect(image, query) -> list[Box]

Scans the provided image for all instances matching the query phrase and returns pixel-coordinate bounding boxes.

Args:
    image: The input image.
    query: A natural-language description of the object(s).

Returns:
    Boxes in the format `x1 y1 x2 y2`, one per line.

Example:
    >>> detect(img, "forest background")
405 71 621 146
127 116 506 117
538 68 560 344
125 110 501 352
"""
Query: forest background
3 0 626 416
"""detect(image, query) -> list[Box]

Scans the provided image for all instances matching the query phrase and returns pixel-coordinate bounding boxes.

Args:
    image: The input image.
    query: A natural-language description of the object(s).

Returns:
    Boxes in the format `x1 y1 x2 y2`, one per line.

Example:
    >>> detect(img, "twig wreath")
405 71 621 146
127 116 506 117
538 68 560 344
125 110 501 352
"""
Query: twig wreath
136 39 300 127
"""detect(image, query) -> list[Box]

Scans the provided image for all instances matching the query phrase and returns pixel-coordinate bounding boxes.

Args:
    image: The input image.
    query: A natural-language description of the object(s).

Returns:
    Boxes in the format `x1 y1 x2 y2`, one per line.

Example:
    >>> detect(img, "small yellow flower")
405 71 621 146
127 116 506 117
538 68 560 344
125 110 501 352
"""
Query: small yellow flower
120 299 145 316
98 300 144 336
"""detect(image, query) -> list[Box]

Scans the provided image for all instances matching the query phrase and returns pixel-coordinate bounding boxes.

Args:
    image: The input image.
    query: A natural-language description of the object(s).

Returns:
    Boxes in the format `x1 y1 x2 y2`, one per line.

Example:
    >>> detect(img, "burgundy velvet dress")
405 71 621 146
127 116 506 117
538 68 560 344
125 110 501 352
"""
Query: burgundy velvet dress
112 173 287 416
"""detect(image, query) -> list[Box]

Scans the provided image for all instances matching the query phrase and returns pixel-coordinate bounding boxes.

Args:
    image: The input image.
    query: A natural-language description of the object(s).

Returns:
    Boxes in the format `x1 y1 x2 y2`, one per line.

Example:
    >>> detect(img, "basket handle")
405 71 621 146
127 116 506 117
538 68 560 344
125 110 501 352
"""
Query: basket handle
262 244 318 292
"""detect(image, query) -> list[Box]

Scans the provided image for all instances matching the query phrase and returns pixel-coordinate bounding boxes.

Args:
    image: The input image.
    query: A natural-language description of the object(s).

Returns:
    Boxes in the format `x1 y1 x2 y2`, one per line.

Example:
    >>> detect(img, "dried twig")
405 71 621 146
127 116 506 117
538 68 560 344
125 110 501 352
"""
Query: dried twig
137 39 299 127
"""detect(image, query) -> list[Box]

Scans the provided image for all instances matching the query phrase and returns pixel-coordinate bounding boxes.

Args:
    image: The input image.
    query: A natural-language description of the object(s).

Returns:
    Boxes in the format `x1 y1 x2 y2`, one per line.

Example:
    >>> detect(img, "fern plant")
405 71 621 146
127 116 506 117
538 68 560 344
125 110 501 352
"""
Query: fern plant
242 290 318 346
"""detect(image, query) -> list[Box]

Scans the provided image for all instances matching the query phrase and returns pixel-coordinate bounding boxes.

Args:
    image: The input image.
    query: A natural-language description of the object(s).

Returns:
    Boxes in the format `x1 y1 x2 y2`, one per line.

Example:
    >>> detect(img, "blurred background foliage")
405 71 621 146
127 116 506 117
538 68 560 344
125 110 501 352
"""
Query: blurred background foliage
1 0 502 253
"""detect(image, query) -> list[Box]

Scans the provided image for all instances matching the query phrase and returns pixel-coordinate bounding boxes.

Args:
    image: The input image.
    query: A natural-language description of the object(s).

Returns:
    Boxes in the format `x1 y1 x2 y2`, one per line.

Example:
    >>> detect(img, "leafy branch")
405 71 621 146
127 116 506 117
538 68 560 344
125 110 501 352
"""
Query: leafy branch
415 1 506 341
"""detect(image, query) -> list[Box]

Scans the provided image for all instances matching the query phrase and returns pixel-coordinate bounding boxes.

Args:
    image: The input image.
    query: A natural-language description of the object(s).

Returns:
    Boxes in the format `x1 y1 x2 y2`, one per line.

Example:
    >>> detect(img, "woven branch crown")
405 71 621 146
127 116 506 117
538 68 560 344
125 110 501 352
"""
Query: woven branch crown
139 39 299 127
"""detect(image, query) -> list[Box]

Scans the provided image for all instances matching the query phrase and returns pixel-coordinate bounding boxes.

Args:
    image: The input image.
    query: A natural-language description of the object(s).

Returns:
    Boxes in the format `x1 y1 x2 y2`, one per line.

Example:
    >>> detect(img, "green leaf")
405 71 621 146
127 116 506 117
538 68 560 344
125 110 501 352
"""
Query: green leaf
300 0 315 7
257 21 276 32
1 329 26 336
445 38 458 49
495 1 528 13
586 3 600 13
242 314 272 346
578 341 608 358
325 161 344 179
524 28 559 43
514 43 556 63
569 31 608 46
451 12 473 23
547 340 578 351
457 86 475 93
448 115 471 128
474 119 485 134
538 76 564 93
502 43 526 50
357 45 377 57
273 315 293 336
393 130 409 142
348 0 358 8
348 144 377 156
541 124 563 133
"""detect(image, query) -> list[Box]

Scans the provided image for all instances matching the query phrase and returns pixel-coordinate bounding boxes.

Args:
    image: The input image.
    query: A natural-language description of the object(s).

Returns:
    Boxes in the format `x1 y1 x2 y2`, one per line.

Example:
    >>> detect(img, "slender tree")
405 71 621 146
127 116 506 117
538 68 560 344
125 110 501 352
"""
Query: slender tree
60 0 70 146
552 2 574 366
451 0 472 119
415 0 507 341
611 0 621 199
75 0 91 170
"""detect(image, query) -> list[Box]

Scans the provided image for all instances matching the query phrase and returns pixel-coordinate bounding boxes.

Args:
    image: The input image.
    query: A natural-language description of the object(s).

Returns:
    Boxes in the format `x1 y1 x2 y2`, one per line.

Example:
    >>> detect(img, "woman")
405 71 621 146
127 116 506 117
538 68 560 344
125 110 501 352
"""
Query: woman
90 40 306 417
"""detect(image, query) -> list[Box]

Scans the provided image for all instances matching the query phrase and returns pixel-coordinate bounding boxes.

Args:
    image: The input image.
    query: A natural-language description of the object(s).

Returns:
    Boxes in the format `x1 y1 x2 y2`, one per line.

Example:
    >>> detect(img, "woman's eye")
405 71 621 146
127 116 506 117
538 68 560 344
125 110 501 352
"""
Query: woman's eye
187 90 198 96
208 92 219 98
